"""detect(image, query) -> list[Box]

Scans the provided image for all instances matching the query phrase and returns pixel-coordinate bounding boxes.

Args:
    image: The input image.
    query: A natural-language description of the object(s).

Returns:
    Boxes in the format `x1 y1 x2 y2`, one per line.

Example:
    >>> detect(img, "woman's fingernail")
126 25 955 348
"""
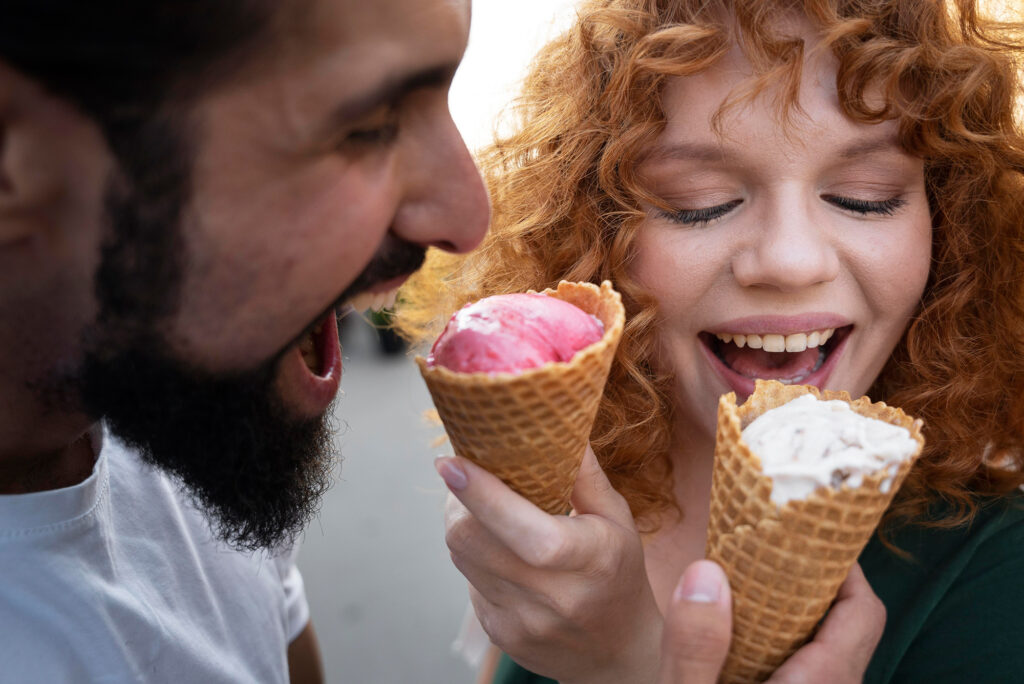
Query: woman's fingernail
674 560 724 604
435 457 468 491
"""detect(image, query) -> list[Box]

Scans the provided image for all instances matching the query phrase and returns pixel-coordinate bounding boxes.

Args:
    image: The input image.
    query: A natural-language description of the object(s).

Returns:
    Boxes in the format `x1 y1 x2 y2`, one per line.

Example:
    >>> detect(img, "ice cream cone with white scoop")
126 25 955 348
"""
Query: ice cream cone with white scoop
706 380 924 683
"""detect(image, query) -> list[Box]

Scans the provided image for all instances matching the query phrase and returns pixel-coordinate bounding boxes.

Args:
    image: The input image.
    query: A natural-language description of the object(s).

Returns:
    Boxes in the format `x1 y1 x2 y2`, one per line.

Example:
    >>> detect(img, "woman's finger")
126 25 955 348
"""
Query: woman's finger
435 455 581 568
768 563 886 683
657 560 733 684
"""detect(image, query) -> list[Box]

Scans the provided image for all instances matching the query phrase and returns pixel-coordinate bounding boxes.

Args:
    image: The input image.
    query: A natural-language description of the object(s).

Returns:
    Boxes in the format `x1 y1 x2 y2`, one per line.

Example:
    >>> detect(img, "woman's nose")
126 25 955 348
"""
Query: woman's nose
731 196 840 291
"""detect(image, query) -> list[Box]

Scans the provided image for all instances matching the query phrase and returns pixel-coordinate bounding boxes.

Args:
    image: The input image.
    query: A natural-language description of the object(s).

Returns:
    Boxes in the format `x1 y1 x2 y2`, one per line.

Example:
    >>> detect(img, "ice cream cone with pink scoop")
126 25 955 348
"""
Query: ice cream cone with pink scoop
707 380 925 683
416 280 624 514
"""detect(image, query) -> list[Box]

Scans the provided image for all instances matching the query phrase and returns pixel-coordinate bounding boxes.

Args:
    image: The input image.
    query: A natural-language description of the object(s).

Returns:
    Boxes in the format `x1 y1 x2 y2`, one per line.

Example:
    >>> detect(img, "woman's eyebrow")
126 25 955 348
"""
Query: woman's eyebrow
646 134 902 165
645 141 729 163
839 134 901 159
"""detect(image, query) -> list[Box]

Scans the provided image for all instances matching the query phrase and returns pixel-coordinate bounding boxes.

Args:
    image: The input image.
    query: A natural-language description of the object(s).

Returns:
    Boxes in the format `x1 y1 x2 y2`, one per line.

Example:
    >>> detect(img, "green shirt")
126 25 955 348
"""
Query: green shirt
492 494 1024 684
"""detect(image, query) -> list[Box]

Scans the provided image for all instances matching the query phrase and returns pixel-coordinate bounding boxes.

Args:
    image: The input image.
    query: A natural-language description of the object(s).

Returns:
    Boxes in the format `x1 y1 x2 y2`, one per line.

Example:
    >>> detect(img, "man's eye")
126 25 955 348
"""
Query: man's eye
341 122 400 150
823 194 907 216
658 199 742 226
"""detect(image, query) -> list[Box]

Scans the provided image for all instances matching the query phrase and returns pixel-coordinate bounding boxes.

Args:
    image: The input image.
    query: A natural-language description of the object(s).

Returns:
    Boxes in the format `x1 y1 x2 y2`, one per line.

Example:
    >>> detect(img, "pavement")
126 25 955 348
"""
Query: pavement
296 314 476 684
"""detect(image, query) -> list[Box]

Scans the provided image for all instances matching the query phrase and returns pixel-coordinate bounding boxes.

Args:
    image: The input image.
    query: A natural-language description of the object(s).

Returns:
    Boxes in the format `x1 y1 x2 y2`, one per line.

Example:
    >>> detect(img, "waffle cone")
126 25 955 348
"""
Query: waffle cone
417 281 625 514
706 380 924 683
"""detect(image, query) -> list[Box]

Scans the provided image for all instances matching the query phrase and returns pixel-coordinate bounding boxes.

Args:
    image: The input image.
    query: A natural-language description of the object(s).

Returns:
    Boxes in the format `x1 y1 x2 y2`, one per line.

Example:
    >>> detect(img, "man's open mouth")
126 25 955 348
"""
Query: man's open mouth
700 325 853 386
278 279 409 419
344 287 400 316
294 285 402 376
298 313 337 376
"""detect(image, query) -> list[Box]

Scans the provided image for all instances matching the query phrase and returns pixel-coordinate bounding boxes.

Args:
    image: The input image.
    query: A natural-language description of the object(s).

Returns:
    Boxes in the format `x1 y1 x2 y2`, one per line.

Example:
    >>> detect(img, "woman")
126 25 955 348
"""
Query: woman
398 0 1024 681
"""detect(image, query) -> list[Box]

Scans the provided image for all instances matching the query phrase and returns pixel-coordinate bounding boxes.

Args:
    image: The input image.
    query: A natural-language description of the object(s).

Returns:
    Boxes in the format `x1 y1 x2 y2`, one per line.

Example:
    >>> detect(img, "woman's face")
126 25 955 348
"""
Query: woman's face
632 21 932 446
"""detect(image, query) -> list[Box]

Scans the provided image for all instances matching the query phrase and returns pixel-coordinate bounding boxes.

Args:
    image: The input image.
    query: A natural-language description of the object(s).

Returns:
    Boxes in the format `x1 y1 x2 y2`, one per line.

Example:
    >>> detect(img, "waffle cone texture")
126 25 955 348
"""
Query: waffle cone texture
417 281 625 514
706 380 924 683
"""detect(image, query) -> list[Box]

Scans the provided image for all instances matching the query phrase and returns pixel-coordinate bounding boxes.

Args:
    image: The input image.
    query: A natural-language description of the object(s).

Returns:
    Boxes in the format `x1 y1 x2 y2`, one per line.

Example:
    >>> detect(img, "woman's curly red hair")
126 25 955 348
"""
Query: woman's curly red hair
397 0 1024 532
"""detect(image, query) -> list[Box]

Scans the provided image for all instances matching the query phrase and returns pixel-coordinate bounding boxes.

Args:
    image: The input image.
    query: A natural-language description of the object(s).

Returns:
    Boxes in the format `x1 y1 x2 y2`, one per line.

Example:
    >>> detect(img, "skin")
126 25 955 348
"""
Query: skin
441 14 925 684
442 453 885 684
0 0 488 485
175 0 489 402
0 0 487 677
64 0 490 553
0 60 111 491
633 19 931 613
288 623 326 684
633 36 932 485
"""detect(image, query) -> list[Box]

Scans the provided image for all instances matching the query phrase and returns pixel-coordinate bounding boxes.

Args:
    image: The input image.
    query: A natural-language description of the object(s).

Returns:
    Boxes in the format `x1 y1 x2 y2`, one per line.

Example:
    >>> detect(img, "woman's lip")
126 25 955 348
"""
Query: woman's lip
708 313 851 336
699 328 850 400
276 310 342 419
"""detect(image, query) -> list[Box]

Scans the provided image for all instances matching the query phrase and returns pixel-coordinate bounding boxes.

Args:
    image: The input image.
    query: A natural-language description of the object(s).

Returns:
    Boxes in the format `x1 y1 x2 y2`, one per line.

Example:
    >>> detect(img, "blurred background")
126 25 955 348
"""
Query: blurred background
295 2 578 682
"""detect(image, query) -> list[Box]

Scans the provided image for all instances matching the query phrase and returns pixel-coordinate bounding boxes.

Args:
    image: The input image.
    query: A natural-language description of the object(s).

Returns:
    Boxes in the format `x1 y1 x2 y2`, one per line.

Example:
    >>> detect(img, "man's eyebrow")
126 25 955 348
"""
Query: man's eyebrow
323 62 460 128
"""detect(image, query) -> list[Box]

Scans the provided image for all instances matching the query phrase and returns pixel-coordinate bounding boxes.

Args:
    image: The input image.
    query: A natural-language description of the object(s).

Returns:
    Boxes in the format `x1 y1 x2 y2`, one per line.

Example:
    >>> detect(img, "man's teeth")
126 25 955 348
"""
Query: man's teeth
714 328 835 352
346 287 400 314
299 324 320 372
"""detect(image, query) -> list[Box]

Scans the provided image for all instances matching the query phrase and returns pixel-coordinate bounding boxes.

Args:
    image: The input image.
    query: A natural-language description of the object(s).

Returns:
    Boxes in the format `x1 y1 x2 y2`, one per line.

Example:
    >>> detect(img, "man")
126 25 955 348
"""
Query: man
0 0 486 680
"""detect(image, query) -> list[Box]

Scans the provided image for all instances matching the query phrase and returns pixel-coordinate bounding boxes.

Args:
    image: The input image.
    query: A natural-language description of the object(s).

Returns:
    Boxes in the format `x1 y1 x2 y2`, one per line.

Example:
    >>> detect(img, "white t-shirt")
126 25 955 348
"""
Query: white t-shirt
0 426 310 683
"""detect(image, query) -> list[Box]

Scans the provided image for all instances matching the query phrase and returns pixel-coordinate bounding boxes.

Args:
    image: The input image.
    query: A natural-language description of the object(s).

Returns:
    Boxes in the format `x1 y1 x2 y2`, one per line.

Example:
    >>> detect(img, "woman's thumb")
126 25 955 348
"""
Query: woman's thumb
657 560 733 684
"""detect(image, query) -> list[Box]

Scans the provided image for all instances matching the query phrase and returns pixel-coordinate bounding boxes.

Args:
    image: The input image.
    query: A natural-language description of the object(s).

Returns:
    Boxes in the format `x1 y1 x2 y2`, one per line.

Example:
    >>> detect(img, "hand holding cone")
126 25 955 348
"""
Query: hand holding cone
706 380 924 683
417 280 625 514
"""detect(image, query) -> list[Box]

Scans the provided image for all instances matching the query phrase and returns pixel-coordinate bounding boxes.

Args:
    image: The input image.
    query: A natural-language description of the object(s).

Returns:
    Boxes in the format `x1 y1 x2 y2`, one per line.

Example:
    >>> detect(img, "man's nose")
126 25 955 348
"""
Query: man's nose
391 112 490 255
731 195 840 291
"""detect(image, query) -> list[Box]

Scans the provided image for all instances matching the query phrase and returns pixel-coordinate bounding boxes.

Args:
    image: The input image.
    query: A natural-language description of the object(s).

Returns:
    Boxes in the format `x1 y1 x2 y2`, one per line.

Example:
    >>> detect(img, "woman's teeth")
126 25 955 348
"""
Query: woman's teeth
714 328 835 353
346 287 400 314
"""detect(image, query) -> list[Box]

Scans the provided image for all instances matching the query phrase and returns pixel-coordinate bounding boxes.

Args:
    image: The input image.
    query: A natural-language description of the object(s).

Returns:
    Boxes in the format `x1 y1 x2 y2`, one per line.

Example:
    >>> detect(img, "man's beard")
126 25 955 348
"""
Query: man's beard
71 120 424 551
79 341 335 552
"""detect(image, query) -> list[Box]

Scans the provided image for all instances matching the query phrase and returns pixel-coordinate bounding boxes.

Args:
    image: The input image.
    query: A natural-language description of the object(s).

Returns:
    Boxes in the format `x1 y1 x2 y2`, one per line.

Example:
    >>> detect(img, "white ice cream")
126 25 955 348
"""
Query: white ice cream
741 394 919 506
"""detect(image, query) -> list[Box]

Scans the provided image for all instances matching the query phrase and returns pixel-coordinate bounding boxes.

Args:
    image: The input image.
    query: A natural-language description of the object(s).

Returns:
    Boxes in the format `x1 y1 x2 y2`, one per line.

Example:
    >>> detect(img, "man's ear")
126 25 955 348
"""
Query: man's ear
0 59 98 247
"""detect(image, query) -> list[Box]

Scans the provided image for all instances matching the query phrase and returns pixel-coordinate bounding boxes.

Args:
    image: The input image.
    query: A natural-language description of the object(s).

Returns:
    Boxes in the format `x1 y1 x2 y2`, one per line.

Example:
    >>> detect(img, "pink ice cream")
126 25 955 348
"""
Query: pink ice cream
427 293 605 374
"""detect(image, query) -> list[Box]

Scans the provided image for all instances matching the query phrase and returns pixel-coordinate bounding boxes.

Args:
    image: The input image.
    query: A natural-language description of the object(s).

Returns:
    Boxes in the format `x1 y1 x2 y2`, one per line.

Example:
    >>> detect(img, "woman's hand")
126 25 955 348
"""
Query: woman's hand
437 445 663 684
656 562 886 684
765 563 886 683
654 560 733 684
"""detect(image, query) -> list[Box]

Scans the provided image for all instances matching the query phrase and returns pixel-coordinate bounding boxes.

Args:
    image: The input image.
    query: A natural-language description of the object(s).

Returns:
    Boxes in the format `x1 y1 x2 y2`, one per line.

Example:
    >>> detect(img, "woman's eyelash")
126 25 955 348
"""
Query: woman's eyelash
824 195 907 216
659 199 743 226
655 195 906 225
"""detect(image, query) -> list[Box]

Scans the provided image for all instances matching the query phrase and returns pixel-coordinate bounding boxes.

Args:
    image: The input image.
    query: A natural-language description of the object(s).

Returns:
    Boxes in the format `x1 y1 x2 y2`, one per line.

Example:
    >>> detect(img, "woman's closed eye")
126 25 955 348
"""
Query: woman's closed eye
823 194 907 216
657 198 743 226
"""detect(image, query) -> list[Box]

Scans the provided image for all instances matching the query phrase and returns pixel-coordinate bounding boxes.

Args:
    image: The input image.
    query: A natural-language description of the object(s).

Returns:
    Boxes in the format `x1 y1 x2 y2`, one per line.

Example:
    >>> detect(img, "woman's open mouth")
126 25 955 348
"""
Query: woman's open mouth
699 324 853 397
